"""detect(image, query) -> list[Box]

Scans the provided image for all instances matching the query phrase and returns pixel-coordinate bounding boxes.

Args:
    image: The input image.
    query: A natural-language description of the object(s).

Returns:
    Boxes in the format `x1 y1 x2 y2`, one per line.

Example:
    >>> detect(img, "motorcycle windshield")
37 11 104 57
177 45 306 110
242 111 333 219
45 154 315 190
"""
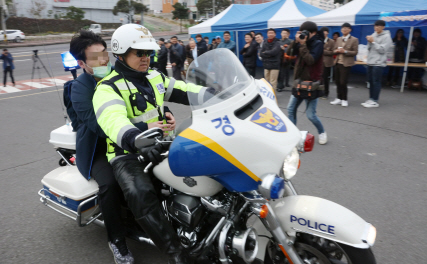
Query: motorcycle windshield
186 48 252 111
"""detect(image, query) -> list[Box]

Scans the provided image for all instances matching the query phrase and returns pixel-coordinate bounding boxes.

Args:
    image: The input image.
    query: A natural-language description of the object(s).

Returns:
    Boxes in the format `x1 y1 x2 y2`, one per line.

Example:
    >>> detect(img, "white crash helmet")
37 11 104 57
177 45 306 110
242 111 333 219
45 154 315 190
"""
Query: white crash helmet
111 24 160 54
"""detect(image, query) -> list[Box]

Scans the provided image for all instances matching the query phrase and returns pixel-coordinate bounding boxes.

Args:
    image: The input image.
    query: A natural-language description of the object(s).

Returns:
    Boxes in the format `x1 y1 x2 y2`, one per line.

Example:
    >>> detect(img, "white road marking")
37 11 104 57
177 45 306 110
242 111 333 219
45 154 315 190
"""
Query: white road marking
13 51 32 55
1 86 21 93
45 78 67 84
22 82 52 88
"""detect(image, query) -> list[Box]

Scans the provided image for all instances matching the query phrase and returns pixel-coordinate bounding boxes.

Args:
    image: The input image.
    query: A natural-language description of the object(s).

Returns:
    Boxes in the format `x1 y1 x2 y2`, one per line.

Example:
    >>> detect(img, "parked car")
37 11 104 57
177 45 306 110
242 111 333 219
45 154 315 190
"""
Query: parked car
0 30 26 42
88 24 101 34
88 24 115 36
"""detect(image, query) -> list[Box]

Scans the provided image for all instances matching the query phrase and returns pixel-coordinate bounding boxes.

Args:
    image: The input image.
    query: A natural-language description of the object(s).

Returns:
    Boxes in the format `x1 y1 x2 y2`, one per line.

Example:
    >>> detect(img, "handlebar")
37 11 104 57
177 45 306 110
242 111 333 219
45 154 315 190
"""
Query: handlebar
138 151 169 173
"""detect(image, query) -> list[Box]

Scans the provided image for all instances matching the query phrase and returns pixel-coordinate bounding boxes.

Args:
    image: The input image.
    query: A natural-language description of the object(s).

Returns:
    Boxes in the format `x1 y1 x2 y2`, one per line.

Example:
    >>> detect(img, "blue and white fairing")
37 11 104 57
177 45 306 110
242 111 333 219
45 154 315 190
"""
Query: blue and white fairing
168 49 302 193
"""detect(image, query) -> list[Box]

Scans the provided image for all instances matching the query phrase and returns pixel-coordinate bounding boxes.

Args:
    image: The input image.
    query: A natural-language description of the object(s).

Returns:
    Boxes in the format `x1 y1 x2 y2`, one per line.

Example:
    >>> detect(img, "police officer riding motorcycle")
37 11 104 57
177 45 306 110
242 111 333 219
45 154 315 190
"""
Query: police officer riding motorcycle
92 24 204 264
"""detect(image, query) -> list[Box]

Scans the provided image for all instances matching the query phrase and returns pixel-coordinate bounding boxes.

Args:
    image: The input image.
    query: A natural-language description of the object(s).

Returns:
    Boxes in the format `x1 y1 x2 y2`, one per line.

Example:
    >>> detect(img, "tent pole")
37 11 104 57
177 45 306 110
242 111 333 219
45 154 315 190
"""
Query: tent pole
400 26 414 93
235 31 239 56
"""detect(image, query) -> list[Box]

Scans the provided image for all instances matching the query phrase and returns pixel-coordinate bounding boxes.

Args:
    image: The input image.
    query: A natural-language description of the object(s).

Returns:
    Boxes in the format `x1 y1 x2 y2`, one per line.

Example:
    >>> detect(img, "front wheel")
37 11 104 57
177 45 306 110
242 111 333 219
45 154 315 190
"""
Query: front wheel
265 233 376 264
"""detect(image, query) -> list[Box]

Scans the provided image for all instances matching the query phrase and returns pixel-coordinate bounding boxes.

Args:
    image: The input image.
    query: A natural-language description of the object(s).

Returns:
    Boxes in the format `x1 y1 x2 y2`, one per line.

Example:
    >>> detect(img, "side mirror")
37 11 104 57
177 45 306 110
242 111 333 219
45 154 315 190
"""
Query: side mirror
134 127 163 149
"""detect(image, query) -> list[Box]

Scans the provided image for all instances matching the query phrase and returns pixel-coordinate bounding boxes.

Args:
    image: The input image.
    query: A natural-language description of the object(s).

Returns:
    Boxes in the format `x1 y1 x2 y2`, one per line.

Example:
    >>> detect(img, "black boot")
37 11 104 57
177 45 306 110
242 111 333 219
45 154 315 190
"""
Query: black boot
136 207 189 264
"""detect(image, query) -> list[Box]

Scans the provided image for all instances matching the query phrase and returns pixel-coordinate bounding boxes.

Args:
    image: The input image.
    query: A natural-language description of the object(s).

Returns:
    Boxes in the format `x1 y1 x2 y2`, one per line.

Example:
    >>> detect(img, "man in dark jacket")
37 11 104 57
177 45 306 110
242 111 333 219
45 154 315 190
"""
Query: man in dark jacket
321 27 335 98
195 34 208 56
0 49 15 87
240 33 258 77
286 22 327 145
261 28 281 91
170 36 184 80
67 30 134 264
277 29 293 91
157 38 168 76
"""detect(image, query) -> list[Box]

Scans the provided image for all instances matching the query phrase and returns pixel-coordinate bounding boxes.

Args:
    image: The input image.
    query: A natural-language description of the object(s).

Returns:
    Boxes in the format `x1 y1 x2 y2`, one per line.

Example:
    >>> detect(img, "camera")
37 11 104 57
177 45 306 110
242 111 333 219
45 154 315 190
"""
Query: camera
299 30 310 40
33 50 38 56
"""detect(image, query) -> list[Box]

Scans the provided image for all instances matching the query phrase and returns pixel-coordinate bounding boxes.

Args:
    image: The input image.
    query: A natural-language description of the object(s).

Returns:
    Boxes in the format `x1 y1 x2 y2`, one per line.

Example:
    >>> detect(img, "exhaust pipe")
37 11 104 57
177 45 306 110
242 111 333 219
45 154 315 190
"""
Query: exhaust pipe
232 227 259 263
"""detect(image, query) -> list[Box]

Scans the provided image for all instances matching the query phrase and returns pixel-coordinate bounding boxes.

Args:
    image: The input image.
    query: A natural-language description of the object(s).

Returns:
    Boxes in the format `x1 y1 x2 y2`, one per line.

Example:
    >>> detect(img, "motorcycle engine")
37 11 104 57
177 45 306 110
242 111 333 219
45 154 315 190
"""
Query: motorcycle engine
167 194 205 247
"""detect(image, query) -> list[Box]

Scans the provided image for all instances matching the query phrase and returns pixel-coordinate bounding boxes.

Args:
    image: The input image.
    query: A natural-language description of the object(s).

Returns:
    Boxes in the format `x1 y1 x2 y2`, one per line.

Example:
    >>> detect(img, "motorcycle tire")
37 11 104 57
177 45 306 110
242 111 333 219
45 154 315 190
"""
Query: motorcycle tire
264 240 376 264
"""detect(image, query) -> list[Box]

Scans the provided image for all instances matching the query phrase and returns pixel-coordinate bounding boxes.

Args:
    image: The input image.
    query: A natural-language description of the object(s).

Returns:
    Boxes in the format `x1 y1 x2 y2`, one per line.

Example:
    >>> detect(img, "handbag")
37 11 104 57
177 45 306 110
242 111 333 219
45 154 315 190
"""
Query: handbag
292 79 324 99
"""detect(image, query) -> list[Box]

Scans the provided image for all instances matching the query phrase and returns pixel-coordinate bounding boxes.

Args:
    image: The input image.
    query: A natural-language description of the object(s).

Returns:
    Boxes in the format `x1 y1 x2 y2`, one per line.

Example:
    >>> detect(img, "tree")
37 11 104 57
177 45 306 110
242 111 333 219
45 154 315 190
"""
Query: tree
28 0 47 18
64 6 85 21
113 0 148 23
196 0 231 16
172 2 189 33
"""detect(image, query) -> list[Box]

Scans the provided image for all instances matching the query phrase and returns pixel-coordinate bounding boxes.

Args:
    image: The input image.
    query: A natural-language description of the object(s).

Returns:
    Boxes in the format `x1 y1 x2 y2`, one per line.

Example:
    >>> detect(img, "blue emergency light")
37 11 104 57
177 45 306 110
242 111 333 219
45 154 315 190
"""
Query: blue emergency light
61 51 81 71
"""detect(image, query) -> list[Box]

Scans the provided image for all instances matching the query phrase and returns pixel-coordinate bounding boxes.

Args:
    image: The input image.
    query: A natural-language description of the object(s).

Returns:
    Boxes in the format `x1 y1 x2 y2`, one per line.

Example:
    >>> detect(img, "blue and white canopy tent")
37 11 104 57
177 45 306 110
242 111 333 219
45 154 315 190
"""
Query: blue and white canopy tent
189 0 325 67
189 0 325 34
309 0 427 92
309 0 427 26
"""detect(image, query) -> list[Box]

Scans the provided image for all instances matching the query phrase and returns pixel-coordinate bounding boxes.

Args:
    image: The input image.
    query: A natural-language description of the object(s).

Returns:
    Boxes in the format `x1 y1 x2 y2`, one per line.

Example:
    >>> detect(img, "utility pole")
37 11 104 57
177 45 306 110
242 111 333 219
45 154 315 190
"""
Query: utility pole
128 0 134 23
212 0 215 17
1 0 7 44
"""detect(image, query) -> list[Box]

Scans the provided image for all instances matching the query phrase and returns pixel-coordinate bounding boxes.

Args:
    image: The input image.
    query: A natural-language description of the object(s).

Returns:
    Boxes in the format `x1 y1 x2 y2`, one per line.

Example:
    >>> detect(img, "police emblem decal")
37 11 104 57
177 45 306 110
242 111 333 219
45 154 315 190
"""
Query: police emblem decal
250 107 287 132
136 27 149 35
112 39 119 52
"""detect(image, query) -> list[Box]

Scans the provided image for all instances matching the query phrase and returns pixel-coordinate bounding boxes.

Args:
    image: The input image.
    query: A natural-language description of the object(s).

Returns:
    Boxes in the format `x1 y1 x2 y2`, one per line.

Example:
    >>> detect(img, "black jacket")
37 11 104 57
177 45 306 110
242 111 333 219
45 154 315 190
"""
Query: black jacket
260 38 281 69
240 41 258 68
409 36 426 62
196 39 208 56
170 43 184 67
66 72 108 179
157 44 168 65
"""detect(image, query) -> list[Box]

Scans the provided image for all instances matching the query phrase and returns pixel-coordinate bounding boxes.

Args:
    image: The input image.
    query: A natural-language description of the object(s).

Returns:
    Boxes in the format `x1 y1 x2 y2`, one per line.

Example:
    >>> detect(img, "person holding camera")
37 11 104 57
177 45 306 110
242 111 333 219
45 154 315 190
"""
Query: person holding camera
286 21 327 145
0 49 15 87
330 23 359 107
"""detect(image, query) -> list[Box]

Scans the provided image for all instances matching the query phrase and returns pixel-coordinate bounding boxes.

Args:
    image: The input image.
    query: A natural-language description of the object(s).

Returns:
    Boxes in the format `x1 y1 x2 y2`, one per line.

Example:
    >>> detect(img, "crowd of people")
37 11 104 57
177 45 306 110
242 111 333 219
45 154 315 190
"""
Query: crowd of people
151 31 237 82
152 23 426 110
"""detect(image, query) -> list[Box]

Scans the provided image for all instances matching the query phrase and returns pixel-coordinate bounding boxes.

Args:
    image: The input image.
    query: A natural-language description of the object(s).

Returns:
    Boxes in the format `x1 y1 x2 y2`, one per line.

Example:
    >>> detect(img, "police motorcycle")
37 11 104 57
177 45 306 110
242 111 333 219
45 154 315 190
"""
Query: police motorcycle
39 49 376 264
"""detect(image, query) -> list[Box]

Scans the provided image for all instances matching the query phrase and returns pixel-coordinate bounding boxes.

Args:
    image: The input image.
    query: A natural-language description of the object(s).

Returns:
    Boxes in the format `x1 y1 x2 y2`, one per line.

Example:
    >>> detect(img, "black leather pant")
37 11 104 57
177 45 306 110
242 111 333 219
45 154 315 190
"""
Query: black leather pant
91 149 127 242
111 158 162 219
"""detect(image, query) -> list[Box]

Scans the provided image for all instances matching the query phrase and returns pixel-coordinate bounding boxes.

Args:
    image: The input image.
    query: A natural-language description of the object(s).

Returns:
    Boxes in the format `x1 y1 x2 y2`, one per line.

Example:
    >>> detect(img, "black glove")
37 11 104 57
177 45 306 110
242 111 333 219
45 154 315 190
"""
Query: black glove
139 144 164 165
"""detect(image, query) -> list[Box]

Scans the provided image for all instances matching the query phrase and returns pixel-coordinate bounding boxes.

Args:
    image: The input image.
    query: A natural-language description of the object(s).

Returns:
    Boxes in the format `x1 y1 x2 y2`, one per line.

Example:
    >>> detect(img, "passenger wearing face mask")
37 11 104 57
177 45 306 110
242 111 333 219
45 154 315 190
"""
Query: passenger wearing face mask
93 24 206 264
68 30 134 264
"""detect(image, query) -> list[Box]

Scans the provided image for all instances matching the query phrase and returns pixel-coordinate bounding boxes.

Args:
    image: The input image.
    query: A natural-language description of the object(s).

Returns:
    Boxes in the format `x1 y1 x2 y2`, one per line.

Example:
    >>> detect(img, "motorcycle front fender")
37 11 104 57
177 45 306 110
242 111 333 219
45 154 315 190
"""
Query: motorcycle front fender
251 195 375 261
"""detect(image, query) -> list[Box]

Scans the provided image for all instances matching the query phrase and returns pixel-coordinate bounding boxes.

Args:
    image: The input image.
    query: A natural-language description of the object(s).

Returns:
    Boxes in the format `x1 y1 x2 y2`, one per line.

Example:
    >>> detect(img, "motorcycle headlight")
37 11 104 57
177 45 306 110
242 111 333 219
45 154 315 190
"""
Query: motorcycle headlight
281 147 300 180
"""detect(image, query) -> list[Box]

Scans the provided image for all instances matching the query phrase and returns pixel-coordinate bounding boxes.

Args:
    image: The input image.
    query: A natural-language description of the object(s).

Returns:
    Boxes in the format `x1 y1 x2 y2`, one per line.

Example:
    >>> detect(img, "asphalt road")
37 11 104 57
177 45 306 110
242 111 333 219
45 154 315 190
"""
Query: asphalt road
1 43 427 263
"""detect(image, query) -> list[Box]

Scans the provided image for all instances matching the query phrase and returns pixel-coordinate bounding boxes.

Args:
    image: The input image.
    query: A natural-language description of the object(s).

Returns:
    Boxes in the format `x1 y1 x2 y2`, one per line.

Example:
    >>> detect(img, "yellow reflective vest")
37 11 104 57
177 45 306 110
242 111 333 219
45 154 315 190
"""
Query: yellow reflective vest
93 68 201 162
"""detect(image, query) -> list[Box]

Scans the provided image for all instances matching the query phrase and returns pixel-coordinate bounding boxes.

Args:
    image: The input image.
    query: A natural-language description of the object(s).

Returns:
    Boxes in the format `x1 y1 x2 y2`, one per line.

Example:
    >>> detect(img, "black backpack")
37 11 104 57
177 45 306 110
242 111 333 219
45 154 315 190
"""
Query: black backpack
63 80 78 131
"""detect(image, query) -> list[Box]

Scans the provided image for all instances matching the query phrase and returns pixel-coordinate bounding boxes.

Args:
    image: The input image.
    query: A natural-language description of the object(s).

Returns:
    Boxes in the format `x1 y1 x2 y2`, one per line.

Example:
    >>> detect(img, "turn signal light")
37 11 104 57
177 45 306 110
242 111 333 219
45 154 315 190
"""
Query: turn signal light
304 133 315 152
260 205 269 218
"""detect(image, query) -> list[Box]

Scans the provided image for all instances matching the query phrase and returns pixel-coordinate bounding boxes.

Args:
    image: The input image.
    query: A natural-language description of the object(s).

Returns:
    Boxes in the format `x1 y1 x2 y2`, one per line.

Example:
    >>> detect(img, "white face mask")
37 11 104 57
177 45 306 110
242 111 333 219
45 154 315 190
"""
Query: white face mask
85 61 111 78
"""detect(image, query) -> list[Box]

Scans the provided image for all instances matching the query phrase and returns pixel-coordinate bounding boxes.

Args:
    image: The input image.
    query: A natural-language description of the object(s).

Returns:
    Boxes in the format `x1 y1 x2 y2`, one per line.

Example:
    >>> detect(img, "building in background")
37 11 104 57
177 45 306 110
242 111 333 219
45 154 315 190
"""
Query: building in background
162 0 196 19
141 0 163 13
302 0 336 11
162 0 179 13
13 0 124 23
